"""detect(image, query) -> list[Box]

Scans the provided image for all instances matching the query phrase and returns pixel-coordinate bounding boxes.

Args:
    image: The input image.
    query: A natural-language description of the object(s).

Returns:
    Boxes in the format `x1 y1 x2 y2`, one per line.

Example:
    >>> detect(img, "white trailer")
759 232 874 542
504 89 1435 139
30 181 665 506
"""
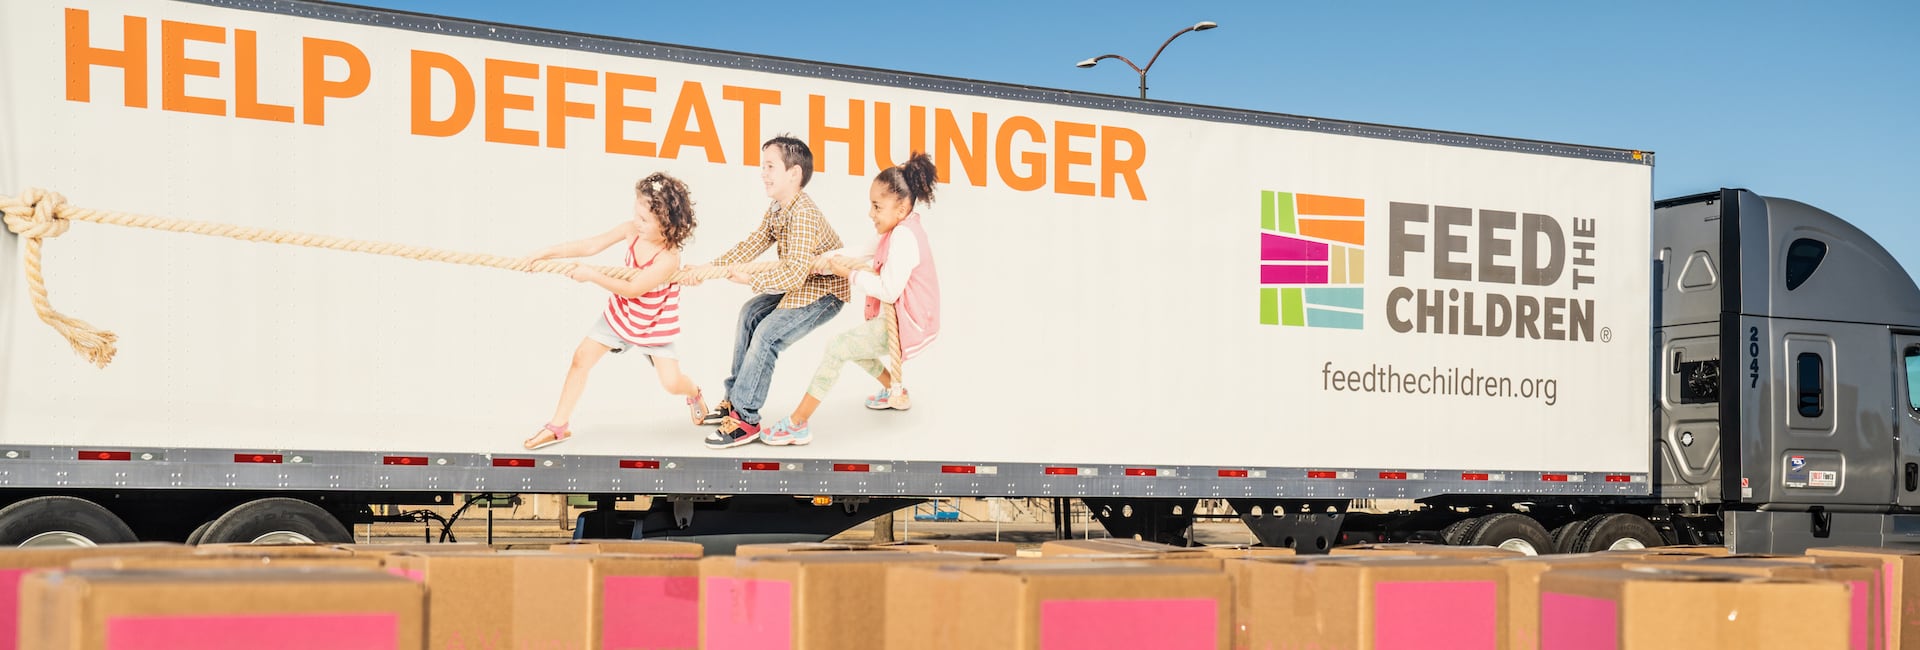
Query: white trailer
2 0 1914 554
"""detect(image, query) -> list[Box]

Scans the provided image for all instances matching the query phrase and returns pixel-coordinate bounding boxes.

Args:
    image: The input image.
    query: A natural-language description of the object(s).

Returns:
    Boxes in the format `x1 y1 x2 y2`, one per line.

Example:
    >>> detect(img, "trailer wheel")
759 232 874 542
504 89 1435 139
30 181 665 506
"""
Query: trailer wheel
199 498 352 545
1439 518 1476 545
1549 519 1592 554
1460 513 1552 555
185 520 213 546
0 496 139 547
1568 513 1663 552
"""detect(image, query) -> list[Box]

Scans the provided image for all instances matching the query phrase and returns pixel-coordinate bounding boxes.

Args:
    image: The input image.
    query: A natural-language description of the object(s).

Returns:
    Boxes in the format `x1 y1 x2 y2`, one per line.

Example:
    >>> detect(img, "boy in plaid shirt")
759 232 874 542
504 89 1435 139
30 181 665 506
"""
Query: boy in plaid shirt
686 135 848 448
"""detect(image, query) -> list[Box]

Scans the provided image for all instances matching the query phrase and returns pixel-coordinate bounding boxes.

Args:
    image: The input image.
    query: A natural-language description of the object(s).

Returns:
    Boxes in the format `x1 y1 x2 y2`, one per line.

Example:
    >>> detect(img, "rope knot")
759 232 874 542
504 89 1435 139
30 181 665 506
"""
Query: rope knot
1 188 72 239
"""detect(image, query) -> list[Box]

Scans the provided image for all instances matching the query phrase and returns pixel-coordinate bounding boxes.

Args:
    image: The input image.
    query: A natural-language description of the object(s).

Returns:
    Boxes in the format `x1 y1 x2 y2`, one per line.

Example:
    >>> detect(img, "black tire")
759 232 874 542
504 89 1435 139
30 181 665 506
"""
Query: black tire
1568 513 1664 553
199 498 353 545
0 496 138 546
1439 518 1476 545
185 520 214 546
1548 518 1593 554
1460 513 1552 555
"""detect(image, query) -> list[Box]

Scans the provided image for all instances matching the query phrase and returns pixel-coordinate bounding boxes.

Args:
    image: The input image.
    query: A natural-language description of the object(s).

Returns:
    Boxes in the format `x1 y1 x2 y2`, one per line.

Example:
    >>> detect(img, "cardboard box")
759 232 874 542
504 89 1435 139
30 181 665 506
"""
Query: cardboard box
1329 542 1523 559
387 552 529 649
1539 568 1847 649
69 555 384 571
546 539 705 557
734 542 934 557
331 543 493 558
0 543 194 650
702 551 995 649
1038 538 1203 557
1809 547 1920 650
1491 553 1726 650
192 543 354 558
1227 555 1509 650
885 562 1230 650
1645 544 1732 556
513 553 700 650
1647 556 1884 650
871 540 1018 556
18 568 424 650
1197 544 1297 559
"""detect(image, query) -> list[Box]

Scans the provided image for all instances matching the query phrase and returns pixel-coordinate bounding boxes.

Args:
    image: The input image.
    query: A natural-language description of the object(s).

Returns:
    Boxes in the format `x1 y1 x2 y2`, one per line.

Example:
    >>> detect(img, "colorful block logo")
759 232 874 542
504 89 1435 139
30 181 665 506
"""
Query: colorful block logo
1260 191 1365 329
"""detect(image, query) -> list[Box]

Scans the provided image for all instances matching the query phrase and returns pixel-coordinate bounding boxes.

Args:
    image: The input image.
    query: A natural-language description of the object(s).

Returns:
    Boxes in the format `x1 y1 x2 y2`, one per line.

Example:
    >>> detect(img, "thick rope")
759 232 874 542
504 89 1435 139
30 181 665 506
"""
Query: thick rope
3 188 905 380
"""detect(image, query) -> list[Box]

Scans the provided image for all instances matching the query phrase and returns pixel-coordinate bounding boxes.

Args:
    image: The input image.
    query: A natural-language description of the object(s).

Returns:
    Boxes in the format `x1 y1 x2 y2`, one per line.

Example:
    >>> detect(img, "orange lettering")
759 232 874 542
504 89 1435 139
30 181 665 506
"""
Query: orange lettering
65 9 148 107
873 102 929 170
604 72 657 157
410 50 473 137
545 65 597 149
1101 125 1147 200
482 58 539 146
934 109 987 187
1053 120 1096 196
661 81 724 163
160 20 224 117
995 116 1047 192
723 85 780 166
234 29 293 123
808 95 865 176
301 38 369 126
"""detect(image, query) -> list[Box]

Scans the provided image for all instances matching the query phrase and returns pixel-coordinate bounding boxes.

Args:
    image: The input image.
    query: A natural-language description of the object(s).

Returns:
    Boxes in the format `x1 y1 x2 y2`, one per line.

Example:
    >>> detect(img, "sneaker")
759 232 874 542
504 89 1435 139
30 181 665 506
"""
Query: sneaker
703 412 761 449
700 400 733 426
762 418 813 446
864 387 911 411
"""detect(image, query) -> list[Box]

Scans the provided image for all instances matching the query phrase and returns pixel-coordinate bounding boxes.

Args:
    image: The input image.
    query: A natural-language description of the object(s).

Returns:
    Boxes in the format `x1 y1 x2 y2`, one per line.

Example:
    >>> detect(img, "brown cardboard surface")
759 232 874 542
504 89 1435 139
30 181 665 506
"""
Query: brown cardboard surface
546 539 704 557
1810 547 1920 650
192 543 354 557
1539 569 1847 650
1227 555 1509 650
0 543 197 650
384 552 527 650
1004 553 1224 571
872 540 1018 556
1491 553 1700 650
1198 544 1297 559
885 562 1230 650
68 555 383 571
1646 544 1732 556
331 543 493 557
18 568 424 650
1037 538 1210 558
1647 556 1887 650
1329 542 1523 559
717 551 996 649
513 553 700 650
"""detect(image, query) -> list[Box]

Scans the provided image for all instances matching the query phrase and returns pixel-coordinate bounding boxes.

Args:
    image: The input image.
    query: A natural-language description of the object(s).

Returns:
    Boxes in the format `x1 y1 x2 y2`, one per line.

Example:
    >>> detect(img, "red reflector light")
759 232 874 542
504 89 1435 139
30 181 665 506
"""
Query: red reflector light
1306 471 1337 479
940 465 976 474
619 460 660 470
1462 473 1490 481
492 458 534 468
741 462 780 471
1125 468 1157 477
833 463 871 472
1044 467 1078 476
1379 471 1408 480
1542 474 1570 482
383 456 429 466
1605 474 1633 483
234 454 283 464
79 450 131 461
1218 469 1249 478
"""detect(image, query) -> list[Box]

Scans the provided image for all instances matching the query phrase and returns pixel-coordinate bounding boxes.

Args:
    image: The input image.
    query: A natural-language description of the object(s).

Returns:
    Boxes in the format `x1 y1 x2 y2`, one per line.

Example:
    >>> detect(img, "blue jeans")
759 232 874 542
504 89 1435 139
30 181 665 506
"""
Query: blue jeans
722 293 844 424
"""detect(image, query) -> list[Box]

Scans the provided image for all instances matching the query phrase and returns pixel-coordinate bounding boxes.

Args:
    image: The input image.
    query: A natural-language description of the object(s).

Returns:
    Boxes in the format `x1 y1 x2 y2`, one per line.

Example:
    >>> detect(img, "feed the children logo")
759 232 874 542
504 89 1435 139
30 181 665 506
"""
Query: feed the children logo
1258 191 1365 330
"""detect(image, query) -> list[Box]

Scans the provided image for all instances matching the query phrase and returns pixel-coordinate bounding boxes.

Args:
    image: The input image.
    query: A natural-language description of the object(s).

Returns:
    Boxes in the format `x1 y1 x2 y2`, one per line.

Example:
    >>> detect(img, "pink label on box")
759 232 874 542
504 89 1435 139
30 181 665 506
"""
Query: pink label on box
1850 580 1869 650
601 575 698 650
0 568 25 650
1373 581 1497 650
382 567 424 582
105 613 398 650
701 577 791 650
1038 599 1216 650
1540 592 1618 650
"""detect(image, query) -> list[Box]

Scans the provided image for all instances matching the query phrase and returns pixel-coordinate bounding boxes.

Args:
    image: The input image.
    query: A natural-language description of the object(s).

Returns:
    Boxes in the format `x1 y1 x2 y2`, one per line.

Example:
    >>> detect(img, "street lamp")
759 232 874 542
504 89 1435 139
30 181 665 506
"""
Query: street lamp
1076 21 1217 99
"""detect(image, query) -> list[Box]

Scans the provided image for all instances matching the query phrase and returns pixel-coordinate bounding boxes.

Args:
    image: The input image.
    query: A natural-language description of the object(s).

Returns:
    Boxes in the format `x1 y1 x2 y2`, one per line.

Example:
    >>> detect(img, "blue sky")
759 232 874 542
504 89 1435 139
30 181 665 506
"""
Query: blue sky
344 0 1918 280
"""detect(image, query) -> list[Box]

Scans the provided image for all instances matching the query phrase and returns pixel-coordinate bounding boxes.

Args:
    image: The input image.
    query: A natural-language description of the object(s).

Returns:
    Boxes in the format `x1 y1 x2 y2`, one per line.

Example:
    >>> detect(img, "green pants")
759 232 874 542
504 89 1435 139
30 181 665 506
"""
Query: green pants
807 317 890 400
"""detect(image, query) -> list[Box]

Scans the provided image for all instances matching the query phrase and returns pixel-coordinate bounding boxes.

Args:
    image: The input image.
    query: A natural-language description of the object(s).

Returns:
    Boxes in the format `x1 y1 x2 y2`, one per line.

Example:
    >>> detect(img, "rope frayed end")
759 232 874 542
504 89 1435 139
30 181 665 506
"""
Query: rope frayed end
59 323 118 369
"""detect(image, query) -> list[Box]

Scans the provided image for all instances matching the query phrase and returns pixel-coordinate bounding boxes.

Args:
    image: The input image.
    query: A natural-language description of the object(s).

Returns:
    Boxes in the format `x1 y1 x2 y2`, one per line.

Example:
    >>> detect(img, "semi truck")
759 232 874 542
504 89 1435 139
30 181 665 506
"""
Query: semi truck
1 0 1915 554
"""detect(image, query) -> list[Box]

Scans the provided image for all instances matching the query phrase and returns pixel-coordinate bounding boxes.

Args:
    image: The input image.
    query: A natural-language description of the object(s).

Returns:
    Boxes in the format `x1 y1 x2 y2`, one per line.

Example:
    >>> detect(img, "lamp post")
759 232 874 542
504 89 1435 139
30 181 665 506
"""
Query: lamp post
1076 21 1217 99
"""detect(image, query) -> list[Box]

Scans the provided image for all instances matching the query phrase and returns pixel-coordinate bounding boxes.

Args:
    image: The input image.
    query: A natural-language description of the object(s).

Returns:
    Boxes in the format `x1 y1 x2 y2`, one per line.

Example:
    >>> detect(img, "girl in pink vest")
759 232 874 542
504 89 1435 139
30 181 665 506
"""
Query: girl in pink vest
762 153 941 445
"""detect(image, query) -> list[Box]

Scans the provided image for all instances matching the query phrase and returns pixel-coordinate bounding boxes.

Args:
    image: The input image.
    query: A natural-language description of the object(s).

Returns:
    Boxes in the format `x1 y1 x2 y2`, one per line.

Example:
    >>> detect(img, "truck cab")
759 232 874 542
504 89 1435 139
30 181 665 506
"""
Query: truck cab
1656 189 1920 551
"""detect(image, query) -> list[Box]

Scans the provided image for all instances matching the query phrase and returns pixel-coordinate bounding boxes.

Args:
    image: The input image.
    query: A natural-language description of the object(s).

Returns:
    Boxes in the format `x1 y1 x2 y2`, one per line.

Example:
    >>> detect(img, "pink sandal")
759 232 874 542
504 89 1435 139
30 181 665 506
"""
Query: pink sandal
524 423 571 450
686 389 708 426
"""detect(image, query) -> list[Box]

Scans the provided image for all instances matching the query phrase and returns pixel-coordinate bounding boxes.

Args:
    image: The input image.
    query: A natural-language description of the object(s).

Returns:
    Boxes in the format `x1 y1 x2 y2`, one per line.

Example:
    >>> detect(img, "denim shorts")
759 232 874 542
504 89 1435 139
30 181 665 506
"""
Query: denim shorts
586 316 678 360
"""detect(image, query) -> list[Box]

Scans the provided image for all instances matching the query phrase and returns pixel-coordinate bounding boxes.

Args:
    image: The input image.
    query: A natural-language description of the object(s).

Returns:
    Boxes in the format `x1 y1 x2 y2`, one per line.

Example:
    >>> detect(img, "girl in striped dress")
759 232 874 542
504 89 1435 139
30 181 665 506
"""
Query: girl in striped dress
522 173 704 450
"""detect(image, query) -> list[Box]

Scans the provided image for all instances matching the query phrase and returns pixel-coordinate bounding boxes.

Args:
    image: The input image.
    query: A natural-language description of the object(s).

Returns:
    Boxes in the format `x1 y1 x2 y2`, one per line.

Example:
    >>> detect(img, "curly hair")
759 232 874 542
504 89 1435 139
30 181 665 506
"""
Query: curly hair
874 151 938 206
636 172 696 249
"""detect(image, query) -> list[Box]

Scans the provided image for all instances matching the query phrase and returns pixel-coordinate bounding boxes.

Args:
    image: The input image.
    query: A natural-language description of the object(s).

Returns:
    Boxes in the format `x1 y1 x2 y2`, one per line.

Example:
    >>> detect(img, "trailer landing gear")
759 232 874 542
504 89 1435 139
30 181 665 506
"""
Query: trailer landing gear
1084 498 1198 546
1231 499 1347 553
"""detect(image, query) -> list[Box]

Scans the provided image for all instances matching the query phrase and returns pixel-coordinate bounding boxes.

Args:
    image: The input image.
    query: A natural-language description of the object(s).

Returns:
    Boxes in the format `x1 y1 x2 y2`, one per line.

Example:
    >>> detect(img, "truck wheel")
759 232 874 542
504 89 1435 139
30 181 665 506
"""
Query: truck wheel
1549 518 1592 554
185 520 214 546
199 498 353 545
1460 513 1552 555
1439 518 1476 545
1568 513 1663 552
0 496 139 547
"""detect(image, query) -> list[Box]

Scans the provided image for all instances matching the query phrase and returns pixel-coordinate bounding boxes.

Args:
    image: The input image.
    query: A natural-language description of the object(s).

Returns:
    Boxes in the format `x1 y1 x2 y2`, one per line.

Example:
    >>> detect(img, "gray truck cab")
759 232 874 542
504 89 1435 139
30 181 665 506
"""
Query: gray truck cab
1656 189 1920 552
